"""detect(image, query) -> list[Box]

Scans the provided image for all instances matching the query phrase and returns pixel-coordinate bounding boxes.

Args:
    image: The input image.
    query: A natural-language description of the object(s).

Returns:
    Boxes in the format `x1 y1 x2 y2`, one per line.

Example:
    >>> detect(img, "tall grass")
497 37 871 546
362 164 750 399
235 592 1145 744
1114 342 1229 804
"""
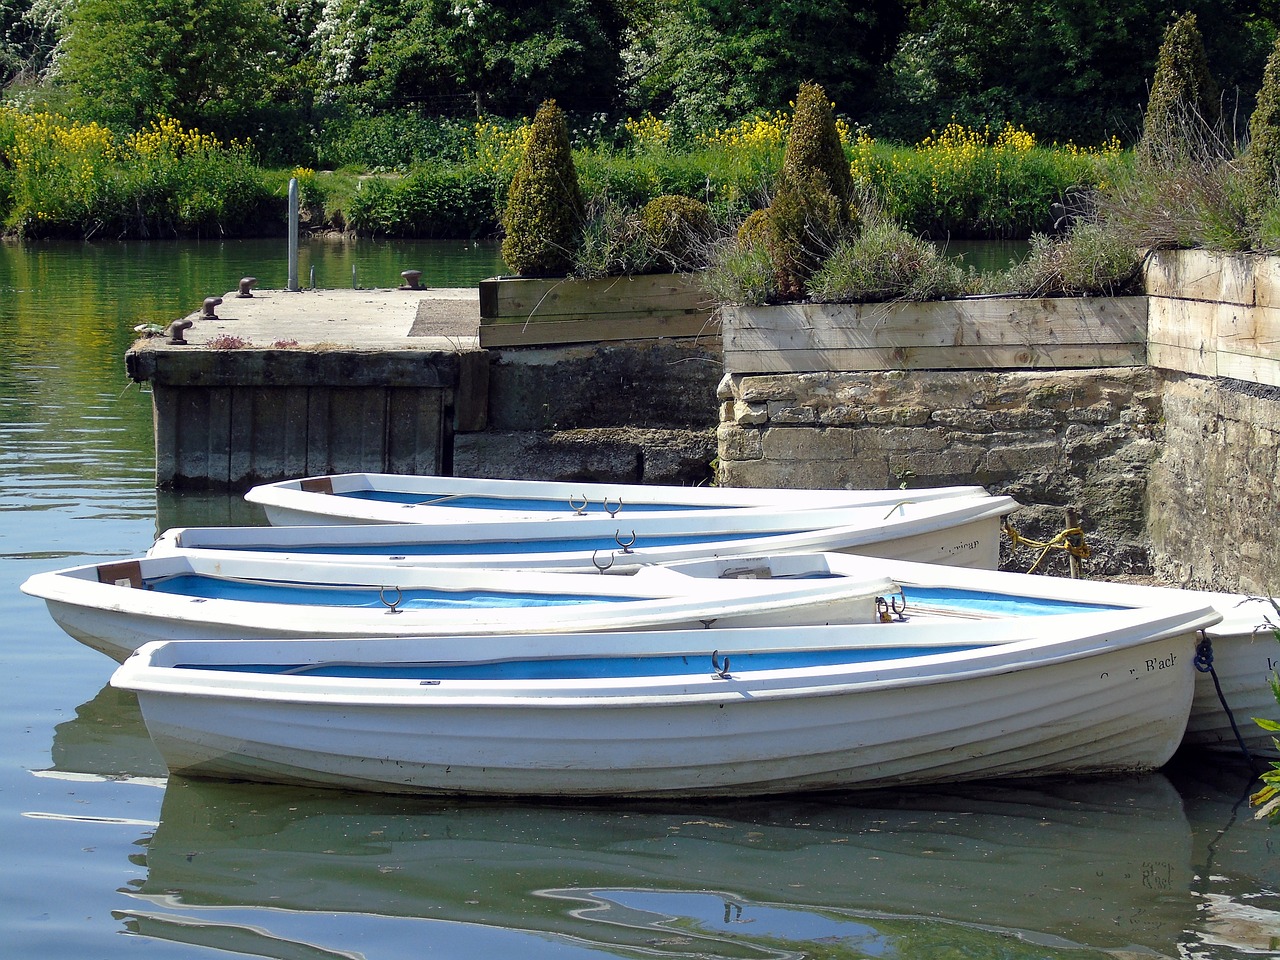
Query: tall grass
1097 110 1256 252
851 122 1126 239
0 105 1170 253
0 107 275 238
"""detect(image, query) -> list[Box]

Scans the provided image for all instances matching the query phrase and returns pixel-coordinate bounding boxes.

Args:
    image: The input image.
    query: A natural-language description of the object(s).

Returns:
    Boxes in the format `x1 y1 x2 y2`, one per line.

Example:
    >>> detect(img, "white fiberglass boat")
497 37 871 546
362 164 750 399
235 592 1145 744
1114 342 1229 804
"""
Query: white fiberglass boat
244 472 994 526
149 494 1018 572
112 597 1218 797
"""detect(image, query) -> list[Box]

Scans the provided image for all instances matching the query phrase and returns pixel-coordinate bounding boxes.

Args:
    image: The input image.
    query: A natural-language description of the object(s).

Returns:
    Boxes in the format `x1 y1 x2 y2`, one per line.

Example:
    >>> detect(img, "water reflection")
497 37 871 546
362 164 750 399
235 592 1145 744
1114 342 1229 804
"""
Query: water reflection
48 683 166 780
120 772 1201 959
1164 757 1280 956
42 678 1279 960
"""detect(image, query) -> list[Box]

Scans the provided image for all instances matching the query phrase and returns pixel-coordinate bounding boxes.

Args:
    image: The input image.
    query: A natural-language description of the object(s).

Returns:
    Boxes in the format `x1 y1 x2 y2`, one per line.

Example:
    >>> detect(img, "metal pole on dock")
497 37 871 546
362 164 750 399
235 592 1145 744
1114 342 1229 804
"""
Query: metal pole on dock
287 178 300 292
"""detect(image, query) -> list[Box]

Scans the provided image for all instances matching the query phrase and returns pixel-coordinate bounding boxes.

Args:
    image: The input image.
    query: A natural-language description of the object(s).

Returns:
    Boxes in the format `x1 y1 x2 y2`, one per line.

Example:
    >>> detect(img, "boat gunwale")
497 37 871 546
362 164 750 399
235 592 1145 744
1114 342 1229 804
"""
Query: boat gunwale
111 604 1220 706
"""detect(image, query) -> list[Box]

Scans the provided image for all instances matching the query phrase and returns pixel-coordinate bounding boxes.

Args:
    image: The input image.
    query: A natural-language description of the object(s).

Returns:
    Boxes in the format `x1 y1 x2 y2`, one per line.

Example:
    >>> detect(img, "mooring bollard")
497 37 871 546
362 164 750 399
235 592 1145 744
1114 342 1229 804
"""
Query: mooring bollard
166 319 193 344
236 277 258 298
400 269 423 290
202 296 223 320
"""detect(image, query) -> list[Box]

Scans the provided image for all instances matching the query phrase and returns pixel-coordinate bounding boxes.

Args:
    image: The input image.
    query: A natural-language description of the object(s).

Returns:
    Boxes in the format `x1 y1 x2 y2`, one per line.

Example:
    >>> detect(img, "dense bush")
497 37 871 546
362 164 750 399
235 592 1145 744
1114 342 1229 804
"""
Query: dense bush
345 165 504 238
1007 224 1144 296
808 219 965 302
313 110 482 170
573 196 654 278
640 195 714 270
501 100 584 276
851 123 1124 239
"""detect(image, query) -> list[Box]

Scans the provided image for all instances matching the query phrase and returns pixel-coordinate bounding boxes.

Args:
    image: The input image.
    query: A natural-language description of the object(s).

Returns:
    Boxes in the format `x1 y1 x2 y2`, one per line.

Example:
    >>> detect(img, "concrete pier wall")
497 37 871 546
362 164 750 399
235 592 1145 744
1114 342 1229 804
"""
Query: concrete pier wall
716 367 1164 576
454 339 721 485
127 254 1279 593
127 343 488 489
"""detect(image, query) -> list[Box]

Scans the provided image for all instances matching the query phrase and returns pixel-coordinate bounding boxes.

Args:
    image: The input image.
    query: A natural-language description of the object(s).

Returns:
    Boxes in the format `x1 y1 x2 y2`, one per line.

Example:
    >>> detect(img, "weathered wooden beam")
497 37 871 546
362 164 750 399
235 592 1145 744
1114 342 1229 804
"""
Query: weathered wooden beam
480 273 710 320
478 274 715 347
723 297 1147 373
481 314 719 348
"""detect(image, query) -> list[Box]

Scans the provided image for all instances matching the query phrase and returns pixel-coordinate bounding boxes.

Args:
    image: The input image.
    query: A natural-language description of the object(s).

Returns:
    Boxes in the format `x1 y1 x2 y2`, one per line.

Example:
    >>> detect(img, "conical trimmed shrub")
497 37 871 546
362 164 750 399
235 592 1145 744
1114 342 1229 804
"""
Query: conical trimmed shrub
1140 13 1222 165
501 100 584 276
782 81 854 204
765 81 854 298
1246 36 1280 219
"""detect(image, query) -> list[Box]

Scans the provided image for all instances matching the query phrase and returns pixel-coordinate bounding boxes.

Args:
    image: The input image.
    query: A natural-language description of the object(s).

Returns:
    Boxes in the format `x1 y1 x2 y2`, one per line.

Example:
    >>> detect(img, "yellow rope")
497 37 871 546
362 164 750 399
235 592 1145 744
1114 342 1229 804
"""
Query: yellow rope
1003 522 1091 574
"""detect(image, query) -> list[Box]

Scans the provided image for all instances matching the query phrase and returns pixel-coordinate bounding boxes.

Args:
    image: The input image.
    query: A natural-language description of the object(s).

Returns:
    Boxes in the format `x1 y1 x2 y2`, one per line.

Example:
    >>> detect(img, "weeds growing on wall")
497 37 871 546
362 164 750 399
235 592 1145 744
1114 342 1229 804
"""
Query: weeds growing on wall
808 218 966 302
1098 111 1254 253
572 194 658 278
1007 224 1144 297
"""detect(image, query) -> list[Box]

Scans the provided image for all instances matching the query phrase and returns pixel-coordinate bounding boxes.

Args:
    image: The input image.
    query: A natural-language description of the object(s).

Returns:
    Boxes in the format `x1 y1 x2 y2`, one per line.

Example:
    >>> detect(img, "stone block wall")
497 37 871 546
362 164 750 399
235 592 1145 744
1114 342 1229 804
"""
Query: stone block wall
1147 376 1280 594
715 251 1280 593
717 368 1166 578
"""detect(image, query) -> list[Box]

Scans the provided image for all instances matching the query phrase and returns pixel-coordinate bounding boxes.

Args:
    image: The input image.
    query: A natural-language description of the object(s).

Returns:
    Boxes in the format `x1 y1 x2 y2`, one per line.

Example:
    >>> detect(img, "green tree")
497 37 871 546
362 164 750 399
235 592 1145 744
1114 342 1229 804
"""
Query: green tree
55 0 283 128
621 1 735 136
625 0 905 134
325 0 628 116
879 0 1271 144
1 0 64 87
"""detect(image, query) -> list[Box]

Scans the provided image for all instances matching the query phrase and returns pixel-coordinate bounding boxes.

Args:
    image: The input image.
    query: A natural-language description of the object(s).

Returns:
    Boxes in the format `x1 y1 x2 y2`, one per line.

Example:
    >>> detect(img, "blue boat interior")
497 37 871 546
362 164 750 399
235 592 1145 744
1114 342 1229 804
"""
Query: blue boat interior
178 644 987 680
143 575 623 609
193 531 776 556
137 575 1122 617
344 491 716 514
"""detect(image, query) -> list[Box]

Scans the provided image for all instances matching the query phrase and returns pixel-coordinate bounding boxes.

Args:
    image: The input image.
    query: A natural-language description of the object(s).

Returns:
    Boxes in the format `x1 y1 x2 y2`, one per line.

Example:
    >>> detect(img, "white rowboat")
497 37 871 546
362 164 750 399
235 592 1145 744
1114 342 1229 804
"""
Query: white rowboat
662 552 1280 759
244 473 994 526
112 600 1219 797
149 494 1018 572
20 553 900 662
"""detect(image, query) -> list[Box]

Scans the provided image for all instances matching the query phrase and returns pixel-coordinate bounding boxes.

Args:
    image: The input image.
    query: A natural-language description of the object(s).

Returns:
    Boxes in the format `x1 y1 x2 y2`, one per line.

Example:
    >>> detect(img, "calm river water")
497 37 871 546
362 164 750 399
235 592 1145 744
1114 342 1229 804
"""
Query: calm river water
1 239 1277 959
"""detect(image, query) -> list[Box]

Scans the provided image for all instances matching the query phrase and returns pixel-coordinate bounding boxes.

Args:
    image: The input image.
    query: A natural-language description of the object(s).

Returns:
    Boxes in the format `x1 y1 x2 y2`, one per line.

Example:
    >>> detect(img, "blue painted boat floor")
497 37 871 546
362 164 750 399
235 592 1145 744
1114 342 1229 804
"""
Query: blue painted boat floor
137 576 1120 617
343 491 715 514
179 645 983 680
144 575 623 609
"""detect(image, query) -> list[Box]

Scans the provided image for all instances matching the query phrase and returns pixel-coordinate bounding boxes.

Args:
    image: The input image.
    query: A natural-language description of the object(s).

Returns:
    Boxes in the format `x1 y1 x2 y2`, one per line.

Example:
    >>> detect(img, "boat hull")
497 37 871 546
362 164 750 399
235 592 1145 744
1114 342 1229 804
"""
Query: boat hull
245 473 993 526
662 553 1280 760
153 497 1015 572
1183 599 1279 757
24 555 894 663
115 611 1207 798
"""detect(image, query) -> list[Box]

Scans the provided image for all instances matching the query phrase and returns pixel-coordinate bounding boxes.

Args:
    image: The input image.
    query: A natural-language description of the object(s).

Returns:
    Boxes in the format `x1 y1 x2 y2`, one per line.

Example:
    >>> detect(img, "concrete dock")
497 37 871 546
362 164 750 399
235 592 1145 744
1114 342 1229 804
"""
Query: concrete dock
126 288 491 488
124 283 725 491
162 286 482 349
